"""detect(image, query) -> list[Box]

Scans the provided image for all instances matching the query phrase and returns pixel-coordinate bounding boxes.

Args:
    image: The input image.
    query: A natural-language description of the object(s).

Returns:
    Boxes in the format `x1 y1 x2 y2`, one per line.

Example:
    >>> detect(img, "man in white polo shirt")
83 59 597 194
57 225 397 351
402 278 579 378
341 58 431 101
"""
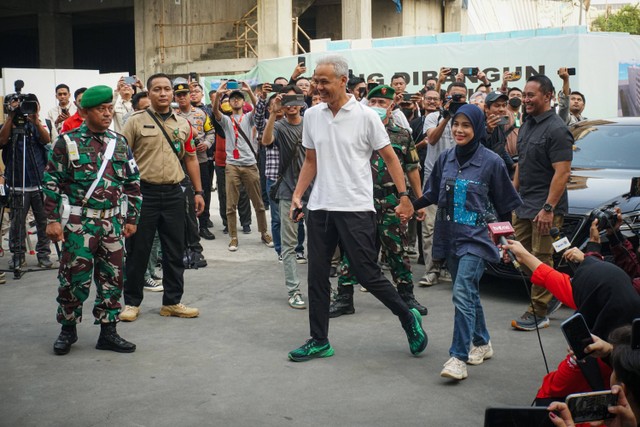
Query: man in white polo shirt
287 54 428 362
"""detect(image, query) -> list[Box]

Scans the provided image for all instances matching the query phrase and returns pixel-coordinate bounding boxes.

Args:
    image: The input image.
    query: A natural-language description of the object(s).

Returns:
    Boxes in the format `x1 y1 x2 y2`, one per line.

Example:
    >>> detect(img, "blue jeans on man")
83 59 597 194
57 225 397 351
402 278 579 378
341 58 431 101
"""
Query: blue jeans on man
446 253 490 362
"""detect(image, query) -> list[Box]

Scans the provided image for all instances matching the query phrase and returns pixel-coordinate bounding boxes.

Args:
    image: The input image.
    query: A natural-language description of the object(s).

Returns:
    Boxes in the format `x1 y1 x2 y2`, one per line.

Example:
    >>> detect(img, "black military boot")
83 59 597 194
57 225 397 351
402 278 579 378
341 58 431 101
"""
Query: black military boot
96 323 136 353
53 325 78 355
329 284 355 318
397 283 428 316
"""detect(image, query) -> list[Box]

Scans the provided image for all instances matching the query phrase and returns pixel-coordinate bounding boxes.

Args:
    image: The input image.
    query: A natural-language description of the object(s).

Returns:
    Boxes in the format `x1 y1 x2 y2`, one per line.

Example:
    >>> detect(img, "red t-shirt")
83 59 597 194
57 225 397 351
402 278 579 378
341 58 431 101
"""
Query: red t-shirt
61 113 84 133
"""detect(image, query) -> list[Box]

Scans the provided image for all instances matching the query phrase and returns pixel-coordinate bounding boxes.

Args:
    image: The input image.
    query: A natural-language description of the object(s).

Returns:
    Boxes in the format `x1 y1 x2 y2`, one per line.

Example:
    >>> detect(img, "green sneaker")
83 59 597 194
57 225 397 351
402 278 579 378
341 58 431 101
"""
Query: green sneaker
403 308 428 356
288 339 335 362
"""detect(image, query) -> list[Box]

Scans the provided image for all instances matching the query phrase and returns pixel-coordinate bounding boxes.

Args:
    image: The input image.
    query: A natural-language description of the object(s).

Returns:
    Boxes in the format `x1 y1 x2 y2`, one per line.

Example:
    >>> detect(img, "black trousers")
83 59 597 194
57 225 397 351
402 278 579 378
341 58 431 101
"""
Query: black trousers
198 160 212 229
124 182 185 306
214 165 251 228
183 179 203 253
307 210 413 341
9 189 51 258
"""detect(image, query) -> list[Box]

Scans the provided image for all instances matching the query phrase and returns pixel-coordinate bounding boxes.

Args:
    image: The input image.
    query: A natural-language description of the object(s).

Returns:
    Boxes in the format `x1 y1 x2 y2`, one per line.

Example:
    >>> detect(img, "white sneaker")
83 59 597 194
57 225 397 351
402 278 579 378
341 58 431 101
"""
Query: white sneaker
288 293 306 309
418 272 439 287
467 342 494 365
440 357 468 380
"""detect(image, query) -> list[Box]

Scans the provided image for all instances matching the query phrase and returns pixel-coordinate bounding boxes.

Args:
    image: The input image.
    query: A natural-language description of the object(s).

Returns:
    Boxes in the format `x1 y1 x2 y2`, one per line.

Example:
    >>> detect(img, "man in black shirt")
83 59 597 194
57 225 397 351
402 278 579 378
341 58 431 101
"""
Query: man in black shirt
510 75 573 331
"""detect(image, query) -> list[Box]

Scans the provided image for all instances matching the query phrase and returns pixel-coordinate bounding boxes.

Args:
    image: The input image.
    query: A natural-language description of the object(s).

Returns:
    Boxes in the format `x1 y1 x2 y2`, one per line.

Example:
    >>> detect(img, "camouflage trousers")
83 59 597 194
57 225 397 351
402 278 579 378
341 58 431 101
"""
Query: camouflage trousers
338 206 412 286
56 214 124 326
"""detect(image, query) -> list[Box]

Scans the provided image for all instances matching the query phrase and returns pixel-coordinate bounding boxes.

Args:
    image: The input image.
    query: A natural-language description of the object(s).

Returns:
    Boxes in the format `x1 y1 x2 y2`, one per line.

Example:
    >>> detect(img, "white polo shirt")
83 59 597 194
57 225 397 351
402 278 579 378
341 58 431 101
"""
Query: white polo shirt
302 95 390 211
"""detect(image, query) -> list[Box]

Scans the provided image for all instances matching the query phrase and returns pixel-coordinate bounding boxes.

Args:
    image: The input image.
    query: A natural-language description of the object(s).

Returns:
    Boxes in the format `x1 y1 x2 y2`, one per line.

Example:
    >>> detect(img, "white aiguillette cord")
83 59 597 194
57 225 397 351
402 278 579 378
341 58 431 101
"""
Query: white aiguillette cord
82 137 117 205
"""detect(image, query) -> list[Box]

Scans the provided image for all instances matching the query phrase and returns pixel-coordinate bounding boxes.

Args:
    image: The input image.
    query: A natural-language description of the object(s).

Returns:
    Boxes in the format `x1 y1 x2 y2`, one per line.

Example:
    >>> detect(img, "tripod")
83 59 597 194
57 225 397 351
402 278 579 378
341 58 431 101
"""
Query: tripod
0 119 60 279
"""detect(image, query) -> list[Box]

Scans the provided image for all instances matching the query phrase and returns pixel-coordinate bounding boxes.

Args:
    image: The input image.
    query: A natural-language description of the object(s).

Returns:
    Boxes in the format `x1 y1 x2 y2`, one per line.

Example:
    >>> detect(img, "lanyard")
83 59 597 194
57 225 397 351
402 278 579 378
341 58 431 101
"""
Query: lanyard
231 114 244 149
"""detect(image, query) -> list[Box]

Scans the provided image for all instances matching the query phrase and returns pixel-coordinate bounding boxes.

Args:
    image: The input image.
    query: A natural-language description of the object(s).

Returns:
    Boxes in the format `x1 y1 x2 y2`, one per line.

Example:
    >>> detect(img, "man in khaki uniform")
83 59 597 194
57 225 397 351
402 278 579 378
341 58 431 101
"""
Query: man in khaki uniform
120 73 204 322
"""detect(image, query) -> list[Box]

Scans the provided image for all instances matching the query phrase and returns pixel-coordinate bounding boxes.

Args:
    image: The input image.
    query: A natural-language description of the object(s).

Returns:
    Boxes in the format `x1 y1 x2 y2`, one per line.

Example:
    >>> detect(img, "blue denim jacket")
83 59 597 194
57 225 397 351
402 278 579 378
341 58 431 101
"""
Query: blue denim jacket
422 144 522 263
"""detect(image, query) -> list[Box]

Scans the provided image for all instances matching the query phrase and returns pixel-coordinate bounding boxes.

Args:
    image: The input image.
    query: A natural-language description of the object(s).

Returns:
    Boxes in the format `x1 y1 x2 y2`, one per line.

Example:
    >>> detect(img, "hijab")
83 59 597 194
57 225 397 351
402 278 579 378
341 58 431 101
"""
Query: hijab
452 104 487 165
572 257 640 340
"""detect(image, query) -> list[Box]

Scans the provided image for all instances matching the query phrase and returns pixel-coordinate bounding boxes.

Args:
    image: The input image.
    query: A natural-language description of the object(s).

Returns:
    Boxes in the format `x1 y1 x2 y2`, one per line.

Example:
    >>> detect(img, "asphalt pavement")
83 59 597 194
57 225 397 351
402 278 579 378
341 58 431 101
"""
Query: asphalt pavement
0 196 571 427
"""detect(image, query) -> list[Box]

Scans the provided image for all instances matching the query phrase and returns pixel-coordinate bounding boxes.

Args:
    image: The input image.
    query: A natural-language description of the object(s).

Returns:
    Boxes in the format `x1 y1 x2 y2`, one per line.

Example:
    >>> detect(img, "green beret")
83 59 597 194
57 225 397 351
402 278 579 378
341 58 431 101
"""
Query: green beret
81 85 113 109
367 84 395 101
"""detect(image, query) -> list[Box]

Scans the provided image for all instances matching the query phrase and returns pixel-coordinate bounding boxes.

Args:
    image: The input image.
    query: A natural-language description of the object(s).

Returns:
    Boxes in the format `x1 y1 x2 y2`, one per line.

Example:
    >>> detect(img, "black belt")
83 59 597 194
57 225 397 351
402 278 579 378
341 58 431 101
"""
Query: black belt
141 181 181 190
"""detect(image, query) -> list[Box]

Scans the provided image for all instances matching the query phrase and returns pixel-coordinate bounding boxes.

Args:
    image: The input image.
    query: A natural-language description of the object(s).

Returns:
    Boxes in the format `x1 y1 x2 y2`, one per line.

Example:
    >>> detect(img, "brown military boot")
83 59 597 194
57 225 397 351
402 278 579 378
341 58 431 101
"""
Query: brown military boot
160 303 199 318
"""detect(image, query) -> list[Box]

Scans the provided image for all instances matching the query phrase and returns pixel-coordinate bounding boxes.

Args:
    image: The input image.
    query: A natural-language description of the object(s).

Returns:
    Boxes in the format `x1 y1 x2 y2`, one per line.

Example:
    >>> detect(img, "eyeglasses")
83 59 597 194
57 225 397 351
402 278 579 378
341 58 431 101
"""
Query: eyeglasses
424 97 440 102
175 92 189 97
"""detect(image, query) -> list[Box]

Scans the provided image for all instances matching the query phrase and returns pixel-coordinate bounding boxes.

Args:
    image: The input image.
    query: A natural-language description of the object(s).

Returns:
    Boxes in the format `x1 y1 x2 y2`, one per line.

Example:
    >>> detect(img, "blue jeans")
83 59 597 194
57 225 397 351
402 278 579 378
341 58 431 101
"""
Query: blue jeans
266 178 305 255
447 253 490 362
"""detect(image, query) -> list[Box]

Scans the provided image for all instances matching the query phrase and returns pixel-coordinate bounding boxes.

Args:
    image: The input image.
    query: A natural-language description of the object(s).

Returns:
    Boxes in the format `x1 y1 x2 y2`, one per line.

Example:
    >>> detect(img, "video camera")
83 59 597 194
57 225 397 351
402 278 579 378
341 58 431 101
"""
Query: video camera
3 80 38 127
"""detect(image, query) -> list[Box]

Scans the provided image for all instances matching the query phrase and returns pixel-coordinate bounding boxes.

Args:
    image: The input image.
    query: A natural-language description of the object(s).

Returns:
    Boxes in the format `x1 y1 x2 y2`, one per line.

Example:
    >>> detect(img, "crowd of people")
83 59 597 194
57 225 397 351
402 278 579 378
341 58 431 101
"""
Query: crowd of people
2 52 640 425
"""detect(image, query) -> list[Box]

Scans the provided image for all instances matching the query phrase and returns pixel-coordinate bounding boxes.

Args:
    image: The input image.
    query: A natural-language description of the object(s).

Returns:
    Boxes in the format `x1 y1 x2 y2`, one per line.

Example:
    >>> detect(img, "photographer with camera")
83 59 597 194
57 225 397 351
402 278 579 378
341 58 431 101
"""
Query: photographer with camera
562 207 640 296
418 81 467 287
0 91 54 270
46 84 76 140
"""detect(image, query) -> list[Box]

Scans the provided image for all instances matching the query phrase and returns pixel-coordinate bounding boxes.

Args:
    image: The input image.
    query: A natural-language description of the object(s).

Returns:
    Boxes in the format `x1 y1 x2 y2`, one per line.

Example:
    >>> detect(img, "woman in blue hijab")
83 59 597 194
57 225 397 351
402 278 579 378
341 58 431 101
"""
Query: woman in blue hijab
413 104 522 380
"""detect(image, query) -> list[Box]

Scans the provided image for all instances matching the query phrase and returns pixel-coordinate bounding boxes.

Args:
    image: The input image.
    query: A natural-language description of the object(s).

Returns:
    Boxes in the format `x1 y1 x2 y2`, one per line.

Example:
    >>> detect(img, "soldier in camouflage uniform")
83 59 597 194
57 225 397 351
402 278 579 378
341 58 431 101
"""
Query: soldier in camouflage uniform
43 85 142 355
330 85 428 317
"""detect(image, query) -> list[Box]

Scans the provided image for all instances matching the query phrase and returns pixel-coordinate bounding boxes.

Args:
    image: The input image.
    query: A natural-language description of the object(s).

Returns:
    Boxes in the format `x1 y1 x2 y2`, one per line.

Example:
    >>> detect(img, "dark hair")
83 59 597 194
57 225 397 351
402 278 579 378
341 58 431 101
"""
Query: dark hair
609 325 640 405
55 84 70 93
191 83 203 91
507 87 522 96
526 75 555 95
132 91 149 110
282 85 303 95
571 91 586 104
273 77 288 84
391 74 406 83
74 87 87 100
347 76 365 90
146 73 172 91
208 89 216 97
447 82 467 93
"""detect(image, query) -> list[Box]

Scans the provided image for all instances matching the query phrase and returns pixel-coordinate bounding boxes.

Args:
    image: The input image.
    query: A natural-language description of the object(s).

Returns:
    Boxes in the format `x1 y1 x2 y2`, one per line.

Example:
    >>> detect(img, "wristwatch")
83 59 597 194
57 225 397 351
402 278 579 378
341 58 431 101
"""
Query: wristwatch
543 203 554 213
398 191 410 199
194 191 204 196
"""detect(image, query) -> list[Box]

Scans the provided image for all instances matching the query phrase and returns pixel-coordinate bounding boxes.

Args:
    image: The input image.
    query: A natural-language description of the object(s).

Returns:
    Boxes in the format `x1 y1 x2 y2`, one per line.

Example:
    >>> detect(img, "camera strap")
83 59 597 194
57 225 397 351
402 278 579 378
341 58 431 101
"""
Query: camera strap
146 110 181 158
235 124 258 160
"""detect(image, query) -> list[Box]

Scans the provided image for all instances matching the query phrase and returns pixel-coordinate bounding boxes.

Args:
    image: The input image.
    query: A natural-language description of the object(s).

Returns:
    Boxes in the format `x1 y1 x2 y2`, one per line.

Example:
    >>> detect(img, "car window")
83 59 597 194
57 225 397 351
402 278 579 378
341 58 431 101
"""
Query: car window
572 125 640 169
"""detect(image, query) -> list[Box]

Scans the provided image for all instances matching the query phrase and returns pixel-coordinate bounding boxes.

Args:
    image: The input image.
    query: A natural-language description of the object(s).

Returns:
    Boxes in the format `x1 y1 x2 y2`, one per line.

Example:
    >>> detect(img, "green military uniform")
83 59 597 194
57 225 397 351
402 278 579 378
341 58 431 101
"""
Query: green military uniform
338 118 419 287
43 89 142 326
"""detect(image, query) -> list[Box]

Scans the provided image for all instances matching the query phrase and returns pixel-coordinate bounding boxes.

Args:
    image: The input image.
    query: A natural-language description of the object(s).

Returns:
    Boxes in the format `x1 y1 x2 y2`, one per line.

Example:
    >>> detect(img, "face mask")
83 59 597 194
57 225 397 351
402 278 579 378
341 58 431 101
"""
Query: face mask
508 97 522 108
371 106 387 121
401 108 414 118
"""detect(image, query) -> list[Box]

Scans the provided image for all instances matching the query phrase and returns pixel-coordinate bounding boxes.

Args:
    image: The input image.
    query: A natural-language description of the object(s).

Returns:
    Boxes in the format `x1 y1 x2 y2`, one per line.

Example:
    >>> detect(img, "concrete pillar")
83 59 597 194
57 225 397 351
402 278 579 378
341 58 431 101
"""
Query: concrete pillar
402 0 442 36
342 0 372 40
444 0 468 33
258 0 293 59
38 12 74 68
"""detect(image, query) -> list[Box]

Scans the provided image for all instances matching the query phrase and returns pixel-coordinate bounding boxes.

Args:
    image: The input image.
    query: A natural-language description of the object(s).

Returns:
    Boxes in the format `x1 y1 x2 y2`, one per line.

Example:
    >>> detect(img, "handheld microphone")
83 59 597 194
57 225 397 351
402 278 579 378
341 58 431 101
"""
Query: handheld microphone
486 214 521 270
550 227 577 273
549 227 571 252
